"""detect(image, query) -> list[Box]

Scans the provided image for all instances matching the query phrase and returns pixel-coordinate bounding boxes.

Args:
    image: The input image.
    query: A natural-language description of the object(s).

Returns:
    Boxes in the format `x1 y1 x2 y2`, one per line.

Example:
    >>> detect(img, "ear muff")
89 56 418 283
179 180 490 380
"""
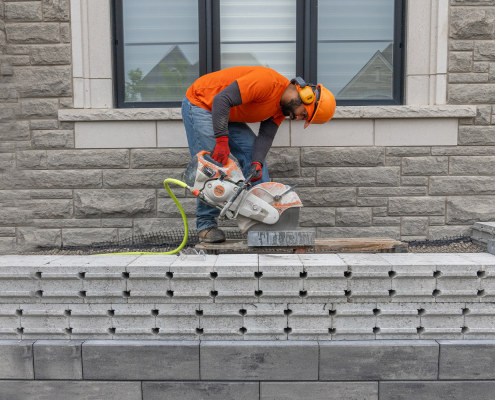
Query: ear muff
291 77 316 105
298 86 315 105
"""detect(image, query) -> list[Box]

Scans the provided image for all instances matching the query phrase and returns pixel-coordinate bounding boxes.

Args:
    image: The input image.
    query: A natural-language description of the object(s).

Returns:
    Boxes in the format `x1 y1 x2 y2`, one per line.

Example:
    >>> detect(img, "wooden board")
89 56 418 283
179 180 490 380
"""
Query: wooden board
196 237 408 254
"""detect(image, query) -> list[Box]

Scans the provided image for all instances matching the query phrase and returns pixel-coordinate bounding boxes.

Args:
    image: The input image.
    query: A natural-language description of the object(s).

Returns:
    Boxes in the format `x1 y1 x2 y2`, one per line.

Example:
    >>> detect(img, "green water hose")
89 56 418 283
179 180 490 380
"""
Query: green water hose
98 178 190 255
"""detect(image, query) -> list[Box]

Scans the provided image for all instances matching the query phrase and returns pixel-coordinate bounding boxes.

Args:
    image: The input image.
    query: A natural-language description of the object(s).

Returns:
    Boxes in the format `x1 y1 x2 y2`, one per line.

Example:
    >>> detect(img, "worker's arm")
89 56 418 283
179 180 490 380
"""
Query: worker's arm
252 119 278 164
212 81 242 138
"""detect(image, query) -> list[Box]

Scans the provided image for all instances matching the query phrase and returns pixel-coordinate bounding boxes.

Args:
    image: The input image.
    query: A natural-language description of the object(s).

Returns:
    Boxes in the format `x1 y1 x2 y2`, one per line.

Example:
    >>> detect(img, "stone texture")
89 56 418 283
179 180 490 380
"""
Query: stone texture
449 52 473 72
15 66 71 97
319 341 438 381
200 341 318 381
6 23 59 44
131 149 191 168
476 105 492 125
336 208 372 227
388 197 446 216
74 190 156 218
447 196 495 224
62 228 118 247
30 120 59 130
401 176 429 186
401 217 429 236
449 73 489 83
475 41 495 60
474 62 490 72
30 44 71 65
430 176 495 195
143 382 260 400
459 125 495 145
0 341 35 379
21 99 58 119
301 147 384 167
266 148 300 177
33 130 73 149
450 8 495 40
4 170 101 189
317 167 400 187
261 382 378 400
380 381 495 400
0 121 30 141
0 153 15 170
438 340 495 379
0 381 142 400
104 169 183 189
450 156 495 174
82 341 199 380
5 2 42 21
297 187 356 207
318 226 401 240
17 228 61 250
59 108 171 121
34 340 83 380
47 150 129 169
157 198 197 218
450 84 495 104
402 157 448 175
450 40 475 51
357 197 389 207
42 0 70 21
299 207 336 227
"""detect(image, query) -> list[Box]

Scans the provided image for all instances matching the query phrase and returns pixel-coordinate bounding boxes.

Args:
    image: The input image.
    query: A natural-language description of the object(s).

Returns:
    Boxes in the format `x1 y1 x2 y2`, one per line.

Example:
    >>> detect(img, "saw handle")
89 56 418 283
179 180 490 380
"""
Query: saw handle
219 165 256 217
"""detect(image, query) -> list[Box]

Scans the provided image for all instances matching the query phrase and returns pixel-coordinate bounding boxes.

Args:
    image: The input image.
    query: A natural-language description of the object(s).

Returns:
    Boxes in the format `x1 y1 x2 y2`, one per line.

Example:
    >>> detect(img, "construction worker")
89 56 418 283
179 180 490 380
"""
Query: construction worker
182 66 336 243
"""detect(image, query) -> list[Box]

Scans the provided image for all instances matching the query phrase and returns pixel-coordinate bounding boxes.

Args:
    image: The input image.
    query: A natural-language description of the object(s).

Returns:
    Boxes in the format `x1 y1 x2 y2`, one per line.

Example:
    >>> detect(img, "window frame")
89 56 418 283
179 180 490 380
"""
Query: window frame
113 0 405 108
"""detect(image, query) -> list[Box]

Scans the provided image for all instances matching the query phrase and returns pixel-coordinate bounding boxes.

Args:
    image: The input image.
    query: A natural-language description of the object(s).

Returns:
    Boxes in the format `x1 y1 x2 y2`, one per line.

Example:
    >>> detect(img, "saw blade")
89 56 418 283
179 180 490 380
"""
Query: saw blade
246 207 300 232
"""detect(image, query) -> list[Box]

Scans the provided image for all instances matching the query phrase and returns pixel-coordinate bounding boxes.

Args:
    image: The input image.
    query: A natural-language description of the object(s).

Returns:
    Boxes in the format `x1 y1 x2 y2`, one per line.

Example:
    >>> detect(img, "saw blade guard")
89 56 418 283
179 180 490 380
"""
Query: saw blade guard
237 182 303 233
184 151 244 190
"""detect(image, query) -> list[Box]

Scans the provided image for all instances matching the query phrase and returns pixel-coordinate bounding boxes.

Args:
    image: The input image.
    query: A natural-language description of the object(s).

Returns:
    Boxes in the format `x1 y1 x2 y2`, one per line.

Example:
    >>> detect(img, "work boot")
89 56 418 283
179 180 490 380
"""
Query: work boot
198 227 226 243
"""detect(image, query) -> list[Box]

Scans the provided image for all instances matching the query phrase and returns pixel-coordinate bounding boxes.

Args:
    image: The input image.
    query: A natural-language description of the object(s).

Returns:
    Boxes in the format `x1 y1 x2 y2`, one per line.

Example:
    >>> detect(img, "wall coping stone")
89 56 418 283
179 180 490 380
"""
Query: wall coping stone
59 105 477 122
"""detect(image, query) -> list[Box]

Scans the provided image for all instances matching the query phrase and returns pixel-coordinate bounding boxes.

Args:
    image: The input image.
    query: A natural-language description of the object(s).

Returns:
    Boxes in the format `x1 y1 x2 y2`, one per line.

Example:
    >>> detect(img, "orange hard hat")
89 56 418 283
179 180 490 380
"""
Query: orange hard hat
303 84 336 129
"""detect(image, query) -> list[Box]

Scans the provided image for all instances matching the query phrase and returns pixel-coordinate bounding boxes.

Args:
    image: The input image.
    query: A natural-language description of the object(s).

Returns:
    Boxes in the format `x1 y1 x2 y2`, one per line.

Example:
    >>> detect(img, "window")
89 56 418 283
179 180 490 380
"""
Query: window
114 0 404 108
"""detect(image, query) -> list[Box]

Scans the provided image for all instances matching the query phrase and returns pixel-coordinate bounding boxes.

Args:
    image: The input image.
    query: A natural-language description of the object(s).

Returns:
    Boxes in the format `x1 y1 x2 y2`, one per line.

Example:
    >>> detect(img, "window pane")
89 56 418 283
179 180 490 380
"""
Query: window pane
318 0 395 100
220 0 296 80
122 0 199 102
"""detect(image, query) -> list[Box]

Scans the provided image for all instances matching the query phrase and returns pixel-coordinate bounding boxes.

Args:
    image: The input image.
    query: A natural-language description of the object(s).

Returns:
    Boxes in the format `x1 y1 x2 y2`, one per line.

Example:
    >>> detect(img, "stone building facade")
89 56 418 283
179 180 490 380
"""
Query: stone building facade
0 0 494 253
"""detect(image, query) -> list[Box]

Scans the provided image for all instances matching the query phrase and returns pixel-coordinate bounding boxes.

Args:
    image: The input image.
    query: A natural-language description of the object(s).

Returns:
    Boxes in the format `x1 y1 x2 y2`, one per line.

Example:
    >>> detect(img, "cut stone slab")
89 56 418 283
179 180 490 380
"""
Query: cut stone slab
248 231 315 247
34 340 83 380
143 382 260 400
82 340 199 380
379 381 495 400
319 340 439 380
261 382 378 400
0 340 35 379
200 341 318 381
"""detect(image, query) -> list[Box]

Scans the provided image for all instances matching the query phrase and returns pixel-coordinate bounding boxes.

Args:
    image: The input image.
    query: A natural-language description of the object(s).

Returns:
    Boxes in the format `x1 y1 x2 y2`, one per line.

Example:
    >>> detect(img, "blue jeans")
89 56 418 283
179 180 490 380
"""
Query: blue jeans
182 97 270 231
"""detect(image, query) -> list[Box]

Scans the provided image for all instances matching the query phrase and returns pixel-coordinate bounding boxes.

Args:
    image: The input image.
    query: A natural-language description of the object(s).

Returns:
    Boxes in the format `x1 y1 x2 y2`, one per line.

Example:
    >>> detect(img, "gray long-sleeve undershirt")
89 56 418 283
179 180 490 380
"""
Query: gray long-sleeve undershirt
212 81 279 164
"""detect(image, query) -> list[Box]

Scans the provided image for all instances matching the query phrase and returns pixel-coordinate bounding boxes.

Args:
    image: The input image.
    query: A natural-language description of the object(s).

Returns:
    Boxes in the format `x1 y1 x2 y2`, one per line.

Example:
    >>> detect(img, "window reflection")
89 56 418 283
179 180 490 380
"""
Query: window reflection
122 0 199 102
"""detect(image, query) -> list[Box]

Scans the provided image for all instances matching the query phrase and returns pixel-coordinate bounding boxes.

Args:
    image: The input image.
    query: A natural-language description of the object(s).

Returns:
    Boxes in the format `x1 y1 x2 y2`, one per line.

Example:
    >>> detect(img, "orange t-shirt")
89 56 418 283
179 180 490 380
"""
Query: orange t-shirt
186 66 290 126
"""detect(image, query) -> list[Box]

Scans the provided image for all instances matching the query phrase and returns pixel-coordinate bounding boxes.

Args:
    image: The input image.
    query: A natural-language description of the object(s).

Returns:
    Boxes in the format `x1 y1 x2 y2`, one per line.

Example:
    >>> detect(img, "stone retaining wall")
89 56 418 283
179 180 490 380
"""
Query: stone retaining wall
1 253 495 340
1 1 495 253
1 339 495 399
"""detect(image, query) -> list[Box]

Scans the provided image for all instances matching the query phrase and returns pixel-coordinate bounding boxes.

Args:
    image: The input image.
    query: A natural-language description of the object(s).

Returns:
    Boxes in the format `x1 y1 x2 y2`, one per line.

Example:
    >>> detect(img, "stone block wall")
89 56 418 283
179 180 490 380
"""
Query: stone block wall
1 0 495 253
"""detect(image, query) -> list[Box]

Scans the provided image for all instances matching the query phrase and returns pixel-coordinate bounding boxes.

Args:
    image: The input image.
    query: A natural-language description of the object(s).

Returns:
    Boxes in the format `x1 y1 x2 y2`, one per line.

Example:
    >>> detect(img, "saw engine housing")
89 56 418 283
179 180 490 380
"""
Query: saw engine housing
184 151 303 233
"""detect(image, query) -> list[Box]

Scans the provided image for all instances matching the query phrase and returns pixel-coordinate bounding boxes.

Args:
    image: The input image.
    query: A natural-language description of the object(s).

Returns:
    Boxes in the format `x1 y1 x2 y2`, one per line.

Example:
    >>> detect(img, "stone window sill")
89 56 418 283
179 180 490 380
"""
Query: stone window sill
59 105 476 122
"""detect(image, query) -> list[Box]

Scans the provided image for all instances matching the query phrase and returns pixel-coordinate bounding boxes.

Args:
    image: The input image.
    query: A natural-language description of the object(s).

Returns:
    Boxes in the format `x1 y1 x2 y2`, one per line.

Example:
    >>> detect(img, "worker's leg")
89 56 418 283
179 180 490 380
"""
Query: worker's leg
227 122 270 185
182 97 221 232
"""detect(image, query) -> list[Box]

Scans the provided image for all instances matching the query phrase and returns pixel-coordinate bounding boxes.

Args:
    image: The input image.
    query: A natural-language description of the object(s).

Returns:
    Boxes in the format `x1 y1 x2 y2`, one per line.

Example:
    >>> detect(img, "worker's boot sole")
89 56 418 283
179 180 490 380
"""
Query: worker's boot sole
198 227 226 243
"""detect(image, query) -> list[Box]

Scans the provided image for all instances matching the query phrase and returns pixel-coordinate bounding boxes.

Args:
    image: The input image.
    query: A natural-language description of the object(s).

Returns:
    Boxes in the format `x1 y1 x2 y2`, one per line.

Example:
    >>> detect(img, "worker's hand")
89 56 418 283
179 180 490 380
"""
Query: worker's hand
212 136 230 165
250 162 263 183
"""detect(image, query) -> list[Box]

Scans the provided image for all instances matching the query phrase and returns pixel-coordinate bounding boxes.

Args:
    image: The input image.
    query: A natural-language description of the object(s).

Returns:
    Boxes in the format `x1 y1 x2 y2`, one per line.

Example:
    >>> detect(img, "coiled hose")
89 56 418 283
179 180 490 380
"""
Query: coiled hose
98 178 189 255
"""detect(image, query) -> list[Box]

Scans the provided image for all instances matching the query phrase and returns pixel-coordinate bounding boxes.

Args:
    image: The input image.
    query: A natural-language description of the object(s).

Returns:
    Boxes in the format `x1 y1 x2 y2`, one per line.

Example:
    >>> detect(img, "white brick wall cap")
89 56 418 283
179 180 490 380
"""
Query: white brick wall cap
59 105 476 122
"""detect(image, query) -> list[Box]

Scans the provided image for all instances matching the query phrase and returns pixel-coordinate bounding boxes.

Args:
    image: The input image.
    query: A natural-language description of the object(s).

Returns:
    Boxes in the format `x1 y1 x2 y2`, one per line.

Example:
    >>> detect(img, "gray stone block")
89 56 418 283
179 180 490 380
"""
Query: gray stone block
158 198 197 218
336 207 372 227
388 197 445 216
47 150 129 169
74 190 156 218
5 2 43 21
6 23 60 44
200 341 318 380
402 157 448 176
317 167 399 187
43 0 70 22
475 41 495 61
449 52 473 72
297 187 356 207
450 40 475 51
318 226 401 240
34 340 83 380
319 341 438 381
358 187 427 196
5 170 101 190
17 150 48 169
143 382 259 400
459 125 495 145
261 382 378 400
431 176 495 195
30 120 59 130
15 66 72 97
62 228 118 247
438 340 495 379
401 217 428 236
400 176 429 187
379 381 495 400
451 8 495 40
32 130 74 149
449 72 489 83
21 99 58 119
0 121 30 141
265 148 300 177
450 156 495 175
0 381 142 400
82 340 199 380
30 45 71 65
248 231 315 247
0 340 35 379
447 196 495 224
301 147 384 167
131 148 191 168
104 169 183 189
299 207 336 227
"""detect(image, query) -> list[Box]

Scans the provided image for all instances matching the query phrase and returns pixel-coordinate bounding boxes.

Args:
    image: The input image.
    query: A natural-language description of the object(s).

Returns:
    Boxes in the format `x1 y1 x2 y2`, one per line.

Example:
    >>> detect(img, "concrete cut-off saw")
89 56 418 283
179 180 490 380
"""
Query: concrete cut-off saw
183 151 302 234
